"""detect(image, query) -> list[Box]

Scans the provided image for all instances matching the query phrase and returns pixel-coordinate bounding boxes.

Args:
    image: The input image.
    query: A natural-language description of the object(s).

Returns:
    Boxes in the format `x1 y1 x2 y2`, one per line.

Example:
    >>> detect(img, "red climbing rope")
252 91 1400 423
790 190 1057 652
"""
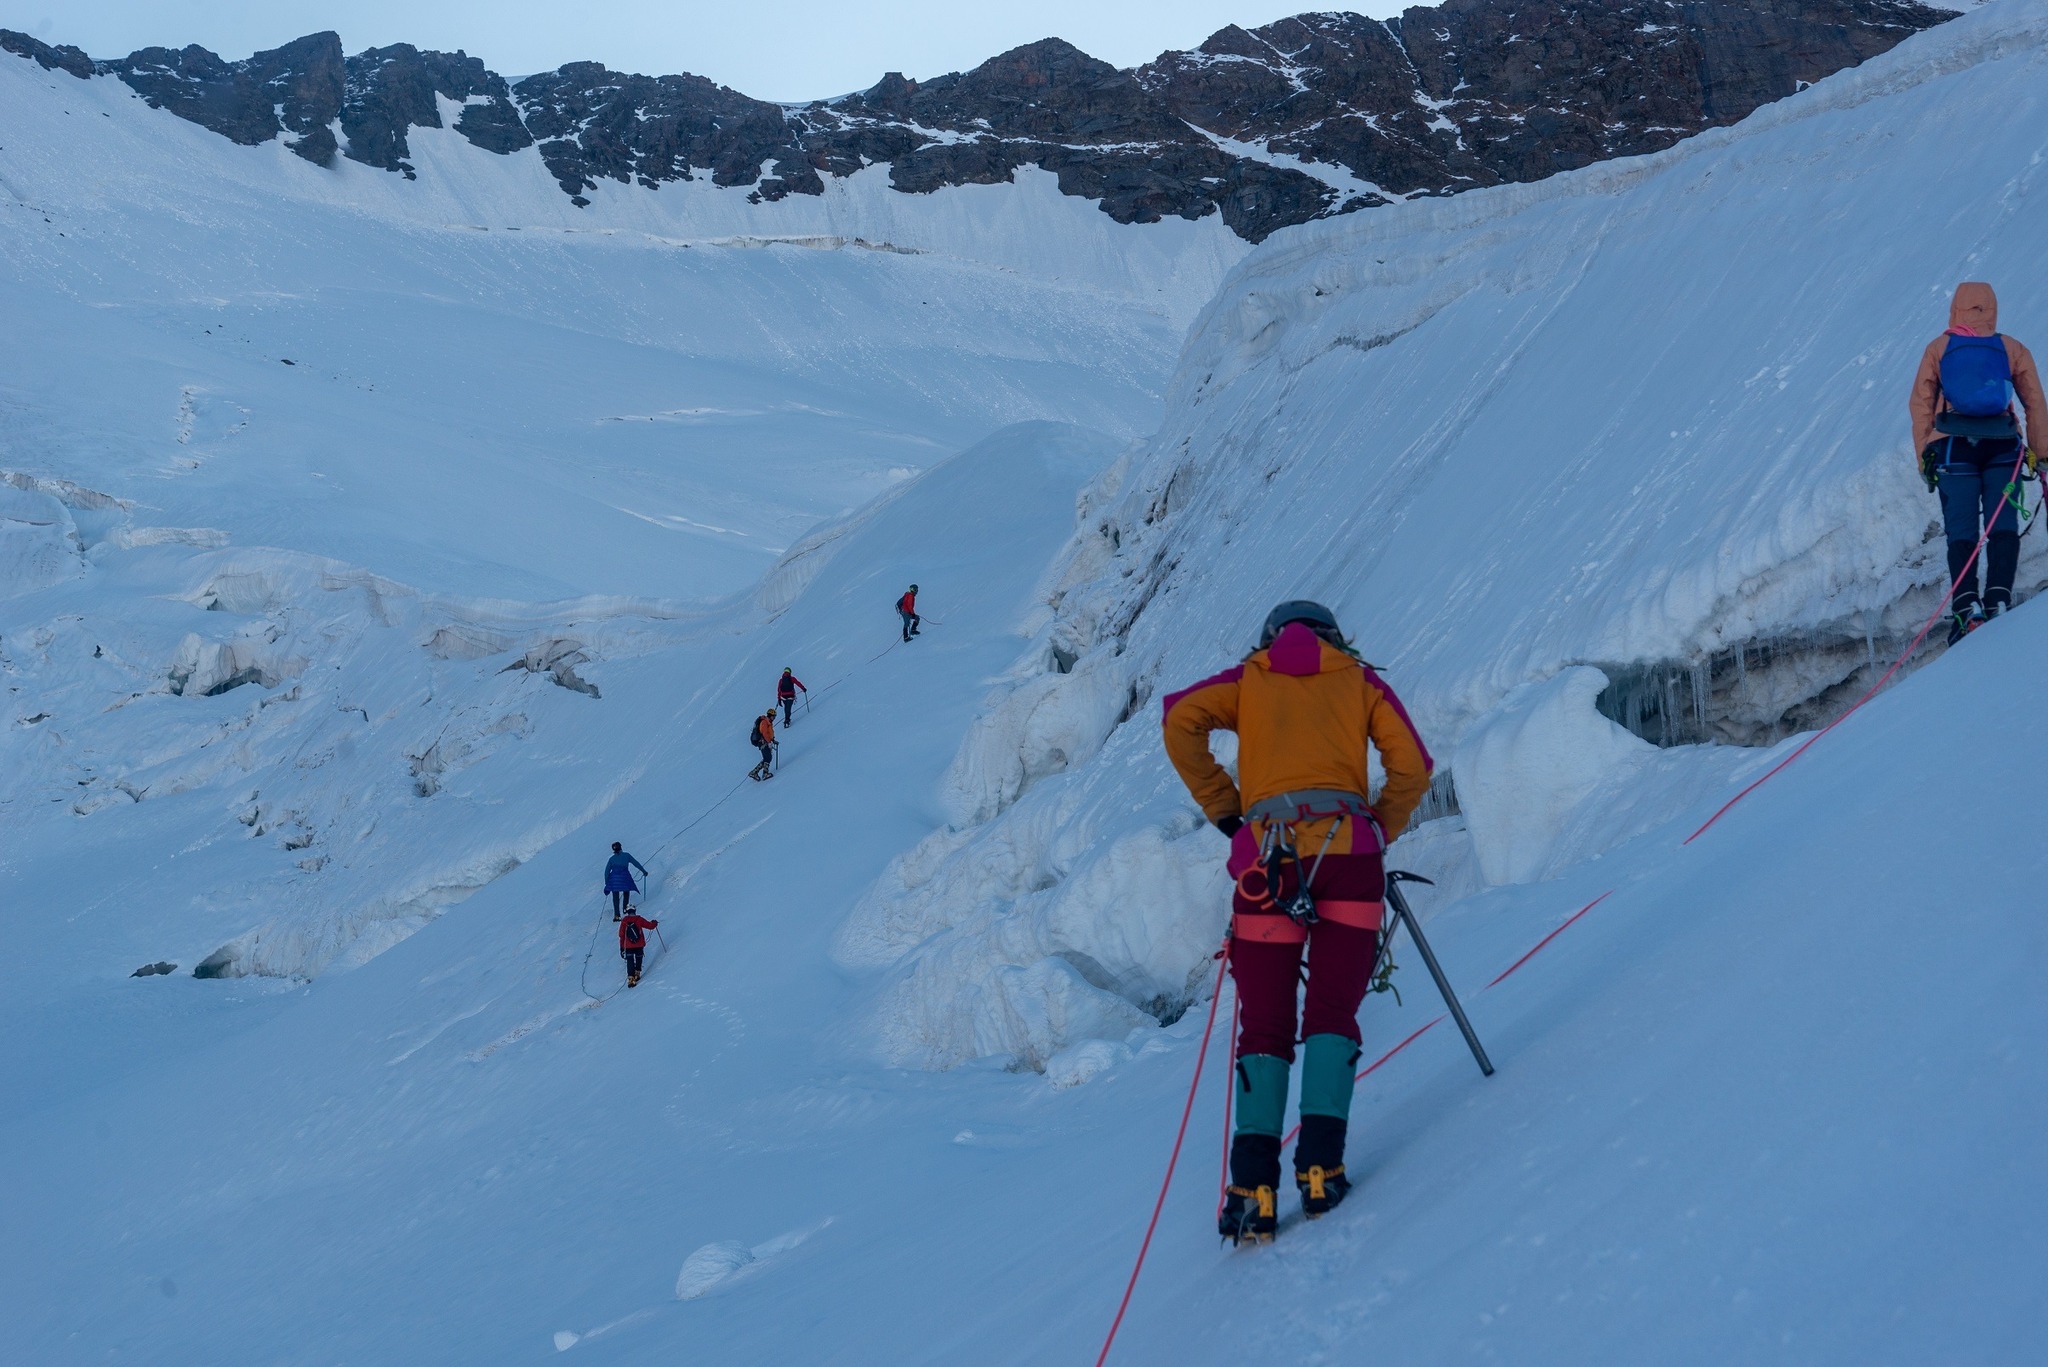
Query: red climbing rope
1278 1016 1445 1148
1485 891 1614 988
1094 946 1230 1367
1105 883 1623 1359
1214 976 1240 1224
1684 447 2029 845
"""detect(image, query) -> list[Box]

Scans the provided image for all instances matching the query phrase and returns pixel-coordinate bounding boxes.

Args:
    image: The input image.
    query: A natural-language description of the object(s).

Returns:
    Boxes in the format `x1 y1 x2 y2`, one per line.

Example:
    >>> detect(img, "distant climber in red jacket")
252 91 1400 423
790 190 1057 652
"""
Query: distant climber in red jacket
618 909 659 987
776 667 807 726
896 585 920 642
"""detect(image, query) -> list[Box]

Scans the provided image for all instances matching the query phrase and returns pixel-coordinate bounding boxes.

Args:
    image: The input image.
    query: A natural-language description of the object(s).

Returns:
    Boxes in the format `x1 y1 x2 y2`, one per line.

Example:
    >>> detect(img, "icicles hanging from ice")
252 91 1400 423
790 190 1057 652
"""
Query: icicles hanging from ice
1594 603 1959 751
1411 769 1462 824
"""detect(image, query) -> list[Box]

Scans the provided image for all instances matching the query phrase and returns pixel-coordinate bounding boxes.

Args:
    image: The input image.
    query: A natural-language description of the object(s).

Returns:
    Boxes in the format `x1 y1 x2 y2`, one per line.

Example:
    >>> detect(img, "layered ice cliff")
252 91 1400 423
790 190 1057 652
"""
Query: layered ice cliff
841 0 2048 1068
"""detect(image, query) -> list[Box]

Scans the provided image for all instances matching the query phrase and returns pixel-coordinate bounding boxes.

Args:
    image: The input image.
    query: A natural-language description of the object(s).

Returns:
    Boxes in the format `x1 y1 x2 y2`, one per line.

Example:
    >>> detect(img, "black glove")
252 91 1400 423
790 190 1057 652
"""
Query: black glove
1214 815 1244 838
1921 443 1943 493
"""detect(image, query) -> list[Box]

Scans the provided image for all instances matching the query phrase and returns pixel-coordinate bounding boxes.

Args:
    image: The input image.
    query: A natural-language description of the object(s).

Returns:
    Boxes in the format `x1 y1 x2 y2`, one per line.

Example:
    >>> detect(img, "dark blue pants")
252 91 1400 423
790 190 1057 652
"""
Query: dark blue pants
1936 437 2025 611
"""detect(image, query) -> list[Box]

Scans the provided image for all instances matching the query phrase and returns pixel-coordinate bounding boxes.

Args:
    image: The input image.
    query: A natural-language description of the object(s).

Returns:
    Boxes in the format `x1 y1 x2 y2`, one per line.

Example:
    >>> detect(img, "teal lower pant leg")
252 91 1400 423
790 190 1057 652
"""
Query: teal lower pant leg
1299 1033 1361 1119
1232 1052 1290 1138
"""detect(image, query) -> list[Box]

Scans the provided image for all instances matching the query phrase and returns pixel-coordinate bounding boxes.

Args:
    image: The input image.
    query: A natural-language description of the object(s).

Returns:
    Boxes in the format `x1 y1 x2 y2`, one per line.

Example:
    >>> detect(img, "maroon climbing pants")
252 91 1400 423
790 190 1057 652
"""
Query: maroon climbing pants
1225 827 1385 1062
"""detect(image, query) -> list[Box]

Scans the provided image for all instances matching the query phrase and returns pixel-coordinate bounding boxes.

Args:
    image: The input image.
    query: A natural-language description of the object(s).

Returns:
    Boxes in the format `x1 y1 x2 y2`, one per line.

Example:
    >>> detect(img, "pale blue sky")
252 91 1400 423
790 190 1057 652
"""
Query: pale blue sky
7 2 1403 102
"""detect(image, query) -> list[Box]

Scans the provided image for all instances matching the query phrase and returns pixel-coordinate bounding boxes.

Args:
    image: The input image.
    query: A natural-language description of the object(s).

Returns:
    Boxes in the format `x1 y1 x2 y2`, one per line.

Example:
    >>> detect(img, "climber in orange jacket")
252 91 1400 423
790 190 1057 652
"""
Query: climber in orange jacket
1909 282 2047 641
1162 600 1432 1244
748 710 777 781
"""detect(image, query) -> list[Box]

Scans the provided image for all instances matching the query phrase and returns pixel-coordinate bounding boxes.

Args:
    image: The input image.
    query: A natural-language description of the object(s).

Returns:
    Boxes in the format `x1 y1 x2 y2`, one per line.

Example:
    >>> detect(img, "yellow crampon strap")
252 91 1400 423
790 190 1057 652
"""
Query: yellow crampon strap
1300 1165 1345 1202
1225 1184 1278 1219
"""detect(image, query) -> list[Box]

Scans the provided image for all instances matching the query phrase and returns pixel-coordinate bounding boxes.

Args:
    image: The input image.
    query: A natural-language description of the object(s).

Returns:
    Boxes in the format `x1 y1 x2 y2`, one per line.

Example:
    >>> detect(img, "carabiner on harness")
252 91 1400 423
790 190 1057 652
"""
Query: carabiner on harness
1249 822 1312 926
1256 816 1343 927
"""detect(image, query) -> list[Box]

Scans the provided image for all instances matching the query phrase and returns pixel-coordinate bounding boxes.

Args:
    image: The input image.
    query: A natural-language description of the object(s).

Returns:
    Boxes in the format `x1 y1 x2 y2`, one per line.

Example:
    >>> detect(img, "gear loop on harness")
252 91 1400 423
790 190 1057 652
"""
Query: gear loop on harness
1242 788 1381 927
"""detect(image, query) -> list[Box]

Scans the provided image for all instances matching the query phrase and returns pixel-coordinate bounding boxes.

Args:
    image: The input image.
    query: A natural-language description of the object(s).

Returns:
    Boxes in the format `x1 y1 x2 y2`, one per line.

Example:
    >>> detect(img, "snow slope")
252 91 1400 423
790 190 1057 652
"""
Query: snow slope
0 37 1211 995
0 54 1228 602
4 421 2044 1367
3 3 2046 1364
857 0 2048 1069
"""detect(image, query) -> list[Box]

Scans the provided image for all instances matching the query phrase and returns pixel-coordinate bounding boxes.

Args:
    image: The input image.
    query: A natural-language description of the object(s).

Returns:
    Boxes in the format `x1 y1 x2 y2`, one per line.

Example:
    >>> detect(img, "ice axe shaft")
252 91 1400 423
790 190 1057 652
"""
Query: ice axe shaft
1385 872 1494 1077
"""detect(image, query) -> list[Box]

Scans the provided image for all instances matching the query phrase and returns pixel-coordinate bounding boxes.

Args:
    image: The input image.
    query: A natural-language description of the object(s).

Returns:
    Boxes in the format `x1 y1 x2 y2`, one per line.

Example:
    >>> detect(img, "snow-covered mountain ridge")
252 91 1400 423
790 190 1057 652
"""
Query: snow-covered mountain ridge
5 0 1945 243
846 0 2048 1069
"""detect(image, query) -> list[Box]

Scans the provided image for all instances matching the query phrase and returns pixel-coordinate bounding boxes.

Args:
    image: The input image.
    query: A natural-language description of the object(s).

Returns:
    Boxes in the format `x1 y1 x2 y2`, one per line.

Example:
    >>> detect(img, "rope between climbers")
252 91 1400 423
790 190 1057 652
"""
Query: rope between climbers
1684 446 2029 844
578 897 626 1004
1096 454 2032 1352
1100 883 1625 1361
1093 946 1230 1367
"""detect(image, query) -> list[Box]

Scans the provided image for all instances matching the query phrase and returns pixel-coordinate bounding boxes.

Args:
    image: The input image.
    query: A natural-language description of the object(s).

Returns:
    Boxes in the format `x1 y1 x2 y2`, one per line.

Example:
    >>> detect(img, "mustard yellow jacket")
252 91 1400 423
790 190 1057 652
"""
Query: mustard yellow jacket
1161 622 1433 850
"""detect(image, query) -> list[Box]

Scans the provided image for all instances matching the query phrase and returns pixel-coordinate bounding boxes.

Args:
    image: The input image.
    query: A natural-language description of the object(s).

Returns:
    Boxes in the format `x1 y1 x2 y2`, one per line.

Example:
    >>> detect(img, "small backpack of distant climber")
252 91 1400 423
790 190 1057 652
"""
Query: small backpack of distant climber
1937 333 2018 435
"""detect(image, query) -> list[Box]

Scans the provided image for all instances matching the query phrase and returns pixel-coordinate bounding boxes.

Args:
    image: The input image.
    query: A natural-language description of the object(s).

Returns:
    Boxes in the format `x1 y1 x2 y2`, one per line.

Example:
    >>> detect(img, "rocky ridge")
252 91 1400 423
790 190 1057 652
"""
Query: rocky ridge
2 1 1949 241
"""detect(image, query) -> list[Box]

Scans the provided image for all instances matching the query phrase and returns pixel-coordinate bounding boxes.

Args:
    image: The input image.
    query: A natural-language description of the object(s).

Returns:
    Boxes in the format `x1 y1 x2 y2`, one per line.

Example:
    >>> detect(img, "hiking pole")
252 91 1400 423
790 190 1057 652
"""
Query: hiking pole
1384 871 1493 1077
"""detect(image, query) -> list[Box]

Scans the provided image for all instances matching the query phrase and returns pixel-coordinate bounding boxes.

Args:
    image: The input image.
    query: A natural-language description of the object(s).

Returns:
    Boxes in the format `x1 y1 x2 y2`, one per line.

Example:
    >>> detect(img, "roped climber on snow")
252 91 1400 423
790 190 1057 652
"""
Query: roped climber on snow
1910 281 2047 644
618 907 659 987
896 584 921 642
1161 600 1432 1245
777 667 807 726
749 710 778 781
603 842 648 920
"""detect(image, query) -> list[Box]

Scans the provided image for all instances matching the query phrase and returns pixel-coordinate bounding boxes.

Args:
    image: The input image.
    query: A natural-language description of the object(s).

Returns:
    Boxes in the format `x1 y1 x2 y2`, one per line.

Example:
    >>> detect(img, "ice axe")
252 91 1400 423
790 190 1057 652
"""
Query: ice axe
1383 871 1494 1077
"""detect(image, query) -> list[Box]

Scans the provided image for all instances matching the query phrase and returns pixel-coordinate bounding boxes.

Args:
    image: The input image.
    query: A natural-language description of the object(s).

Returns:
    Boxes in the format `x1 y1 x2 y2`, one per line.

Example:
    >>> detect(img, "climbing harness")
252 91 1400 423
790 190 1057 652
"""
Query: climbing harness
1240 790 1381 926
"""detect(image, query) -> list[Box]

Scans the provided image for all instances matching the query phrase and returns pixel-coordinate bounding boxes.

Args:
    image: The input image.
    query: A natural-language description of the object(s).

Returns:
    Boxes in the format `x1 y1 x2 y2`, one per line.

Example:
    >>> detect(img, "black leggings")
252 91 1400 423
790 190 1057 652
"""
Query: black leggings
781 696 795 725
623 947 644 976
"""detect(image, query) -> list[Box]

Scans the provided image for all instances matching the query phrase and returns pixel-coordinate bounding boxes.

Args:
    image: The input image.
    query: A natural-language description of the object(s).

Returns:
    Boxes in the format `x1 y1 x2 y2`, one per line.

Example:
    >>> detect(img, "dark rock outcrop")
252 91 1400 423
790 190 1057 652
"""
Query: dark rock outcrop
103 32 347 165
513 63 795 203
0 29 93 80
342 45 530 178
1140 0 1946 200
6 0 1952 239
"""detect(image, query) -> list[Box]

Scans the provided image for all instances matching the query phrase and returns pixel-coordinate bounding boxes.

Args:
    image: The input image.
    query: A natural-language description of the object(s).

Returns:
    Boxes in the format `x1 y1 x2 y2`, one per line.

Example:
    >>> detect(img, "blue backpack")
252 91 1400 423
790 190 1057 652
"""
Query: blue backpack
1939 334 2014 417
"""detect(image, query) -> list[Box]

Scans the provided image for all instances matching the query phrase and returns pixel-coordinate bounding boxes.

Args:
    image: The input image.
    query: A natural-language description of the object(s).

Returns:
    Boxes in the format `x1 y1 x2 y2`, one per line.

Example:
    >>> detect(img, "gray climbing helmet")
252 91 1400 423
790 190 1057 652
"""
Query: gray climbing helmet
1259 600 1342 648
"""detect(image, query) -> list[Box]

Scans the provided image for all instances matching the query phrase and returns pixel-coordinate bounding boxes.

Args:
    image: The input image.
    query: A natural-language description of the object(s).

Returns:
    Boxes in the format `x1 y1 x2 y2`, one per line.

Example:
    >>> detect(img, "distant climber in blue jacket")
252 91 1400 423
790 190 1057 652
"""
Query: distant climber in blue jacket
604 842 648 920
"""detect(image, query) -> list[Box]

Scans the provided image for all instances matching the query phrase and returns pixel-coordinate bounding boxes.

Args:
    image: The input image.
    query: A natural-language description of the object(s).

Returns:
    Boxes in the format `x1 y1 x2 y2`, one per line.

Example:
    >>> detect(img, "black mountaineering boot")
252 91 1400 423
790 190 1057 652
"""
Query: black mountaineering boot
1294 1115 1352 1219
1947 603 1985 646
1219 1134 1281 1244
